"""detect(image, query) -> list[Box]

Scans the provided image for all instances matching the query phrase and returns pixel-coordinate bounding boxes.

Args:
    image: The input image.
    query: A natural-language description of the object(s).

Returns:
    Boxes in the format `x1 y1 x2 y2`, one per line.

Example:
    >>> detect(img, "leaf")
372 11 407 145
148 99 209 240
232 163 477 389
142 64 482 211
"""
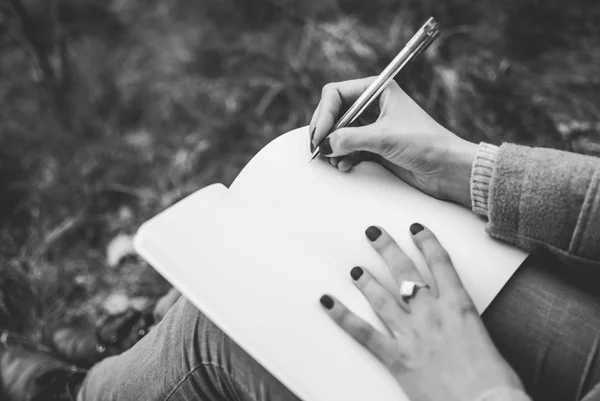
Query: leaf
106 233 135 268
102 292 130 315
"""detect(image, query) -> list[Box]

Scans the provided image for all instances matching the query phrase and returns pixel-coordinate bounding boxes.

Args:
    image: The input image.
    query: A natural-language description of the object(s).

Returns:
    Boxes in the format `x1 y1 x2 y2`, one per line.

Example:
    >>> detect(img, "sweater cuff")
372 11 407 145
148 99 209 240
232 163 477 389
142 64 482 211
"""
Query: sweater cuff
474 388 531 401
471 142 499 217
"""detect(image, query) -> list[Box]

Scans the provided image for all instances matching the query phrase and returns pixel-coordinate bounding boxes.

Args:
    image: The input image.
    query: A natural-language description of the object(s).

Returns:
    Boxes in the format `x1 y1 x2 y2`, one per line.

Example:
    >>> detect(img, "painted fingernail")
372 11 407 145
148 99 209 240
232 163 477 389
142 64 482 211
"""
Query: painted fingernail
319 137 332 156
320 295 334 309
410 223 424 235
309 126 316 152
350 266 363 281
365 226 381 241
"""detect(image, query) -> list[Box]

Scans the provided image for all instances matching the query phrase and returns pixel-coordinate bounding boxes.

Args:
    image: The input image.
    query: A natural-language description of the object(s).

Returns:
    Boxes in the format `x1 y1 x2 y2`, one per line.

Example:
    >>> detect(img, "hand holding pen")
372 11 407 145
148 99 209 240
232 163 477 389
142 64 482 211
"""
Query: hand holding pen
308 18 479 208
309 17 440 162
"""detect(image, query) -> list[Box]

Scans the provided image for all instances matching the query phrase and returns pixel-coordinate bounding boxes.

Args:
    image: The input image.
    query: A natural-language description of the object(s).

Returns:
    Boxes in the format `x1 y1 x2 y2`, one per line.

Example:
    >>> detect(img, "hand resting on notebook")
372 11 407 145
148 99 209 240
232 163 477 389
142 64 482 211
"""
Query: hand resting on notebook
319 223 524 401
309 77 477 208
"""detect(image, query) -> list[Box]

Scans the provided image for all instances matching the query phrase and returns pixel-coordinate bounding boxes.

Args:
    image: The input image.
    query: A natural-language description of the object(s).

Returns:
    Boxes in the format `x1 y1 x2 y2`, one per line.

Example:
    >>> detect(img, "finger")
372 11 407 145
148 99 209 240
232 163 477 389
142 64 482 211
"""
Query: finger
409 223 463 296
365 226 434 310
313 77 378 147
329 156 340 167
319 294 393 363
308 101 322 152
349 266 406 334
337 155 355 172
338 151 380 172
318 123 387 158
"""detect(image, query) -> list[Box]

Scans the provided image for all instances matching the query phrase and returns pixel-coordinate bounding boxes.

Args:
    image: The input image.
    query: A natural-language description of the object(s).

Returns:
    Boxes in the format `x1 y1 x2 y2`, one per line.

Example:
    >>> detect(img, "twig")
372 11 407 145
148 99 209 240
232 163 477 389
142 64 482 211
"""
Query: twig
29 214 85 261
255 82 285 115
101 184 159 202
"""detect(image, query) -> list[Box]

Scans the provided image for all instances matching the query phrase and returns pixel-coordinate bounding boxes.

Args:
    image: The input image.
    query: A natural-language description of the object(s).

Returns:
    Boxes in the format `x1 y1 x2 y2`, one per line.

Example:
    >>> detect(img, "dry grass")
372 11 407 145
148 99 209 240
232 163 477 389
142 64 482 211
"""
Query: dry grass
0 0 599 359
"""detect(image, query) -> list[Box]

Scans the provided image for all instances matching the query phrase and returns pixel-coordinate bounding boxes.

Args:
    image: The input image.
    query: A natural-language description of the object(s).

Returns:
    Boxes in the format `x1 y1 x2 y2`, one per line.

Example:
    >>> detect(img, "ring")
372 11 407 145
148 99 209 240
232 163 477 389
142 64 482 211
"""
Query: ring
399 281 429 303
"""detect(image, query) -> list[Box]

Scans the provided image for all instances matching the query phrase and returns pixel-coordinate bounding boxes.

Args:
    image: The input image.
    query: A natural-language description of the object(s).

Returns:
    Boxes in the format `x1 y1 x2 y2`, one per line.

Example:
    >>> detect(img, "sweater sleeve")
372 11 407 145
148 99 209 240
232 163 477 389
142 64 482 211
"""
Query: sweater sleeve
471 142 600 268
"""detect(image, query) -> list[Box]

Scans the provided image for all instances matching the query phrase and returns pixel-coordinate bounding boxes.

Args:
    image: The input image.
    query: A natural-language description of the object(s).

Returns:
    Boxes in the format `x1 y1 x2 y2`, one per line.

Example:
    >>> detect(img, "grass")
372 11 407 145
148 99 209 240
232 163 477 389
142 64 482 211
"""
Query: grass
0 0 599 359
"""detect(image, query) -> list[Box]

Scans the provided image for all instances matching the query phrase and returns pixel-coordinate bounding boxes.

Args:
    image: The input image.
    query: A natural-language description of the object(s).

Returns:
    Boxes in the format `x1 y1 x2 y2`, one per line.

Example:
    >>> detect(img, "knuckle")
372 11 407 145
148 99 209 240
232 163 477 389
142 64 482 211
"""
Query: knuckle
438 249 452 266
329 303 346 322
360 277 393 312
392 337 420 366
382 236 402 257
446 290 476 316
430 248 451 266
335 133 350 150
389 355 408 373
369 291 389 311
380 85 396 103
321 82 336 97
421 235 450 262
419 230 437 245
342 312 370 340
354 322 373 344
376 229 392 246
387 79 400 90
457 292 477 317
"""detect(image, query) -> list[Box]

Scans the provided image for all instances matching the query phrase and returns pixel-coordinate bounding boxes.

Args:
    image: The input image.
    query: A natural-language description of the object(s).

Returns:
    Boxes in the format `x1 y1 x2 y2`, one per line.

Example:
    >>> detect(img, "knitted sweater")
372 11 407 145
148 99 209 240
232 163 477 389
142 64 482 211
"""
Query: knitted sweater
470 142 600 401
471 143 600 268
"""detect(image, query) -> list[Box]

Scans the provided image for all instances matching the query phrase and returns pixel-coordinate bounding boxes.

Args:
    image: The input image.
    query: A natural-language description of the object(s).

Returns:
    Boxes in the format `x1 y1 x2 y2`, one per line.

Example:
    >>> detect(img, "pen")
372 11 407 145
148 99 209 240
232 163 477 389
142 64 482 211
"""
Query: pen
309 17 440 162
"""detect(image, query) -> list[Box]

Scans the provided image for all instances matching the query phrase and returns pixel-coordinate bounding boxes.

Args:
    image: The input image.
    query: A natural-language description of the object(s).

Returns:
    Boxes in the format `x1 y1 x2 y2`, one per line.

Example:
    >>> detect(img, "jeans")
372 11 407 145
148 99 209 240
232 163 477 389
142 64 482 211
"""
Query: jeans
78 253 600 401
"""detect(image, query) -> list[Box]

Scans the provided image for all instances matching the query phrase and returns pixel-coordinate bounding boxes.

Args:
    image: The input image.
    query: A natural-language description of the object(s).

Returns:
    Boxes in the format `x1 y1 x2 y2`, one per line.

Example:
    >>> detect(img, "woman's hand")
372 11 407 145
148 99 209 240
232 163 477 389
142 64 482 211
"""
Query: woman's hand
309 78 478 208
319 224 524 401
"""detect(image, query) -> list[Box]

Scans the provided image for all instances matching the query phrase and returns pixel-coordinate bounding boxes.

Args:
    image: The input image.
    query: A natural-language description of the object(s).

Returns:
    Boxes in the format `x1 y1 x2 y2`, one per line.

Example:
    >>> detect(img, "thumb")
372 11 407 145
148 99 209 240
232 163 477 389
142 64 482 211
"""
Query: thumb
320 124 387 157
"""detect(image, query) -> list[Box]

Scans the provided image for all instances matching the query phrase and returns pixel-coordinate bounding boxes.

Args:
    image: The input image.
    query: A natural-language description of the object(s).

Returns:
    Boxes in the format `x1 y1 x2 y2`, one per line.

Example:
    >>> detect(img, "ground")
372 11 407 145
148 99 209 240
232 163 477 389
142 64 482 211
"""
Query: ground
0 0 599 364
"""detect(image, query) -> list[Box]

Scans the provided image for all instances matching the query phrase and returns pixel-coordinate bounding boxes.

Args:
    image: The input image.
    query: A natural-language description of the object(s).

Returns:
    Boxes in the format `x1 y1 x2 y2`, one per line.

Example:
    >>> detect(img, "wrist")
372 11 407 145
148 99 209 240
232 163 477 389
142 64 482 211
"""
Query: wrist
438 137 478 208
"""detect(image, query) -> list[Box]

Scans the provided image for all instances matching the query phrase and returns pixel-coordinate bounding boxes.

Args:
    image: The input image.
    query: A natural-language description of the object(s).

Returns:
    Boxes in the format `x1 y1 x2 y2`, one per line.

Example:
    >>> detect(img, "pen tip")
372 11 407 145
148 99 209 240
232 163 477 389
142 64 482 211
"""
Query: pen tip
309 151 320 163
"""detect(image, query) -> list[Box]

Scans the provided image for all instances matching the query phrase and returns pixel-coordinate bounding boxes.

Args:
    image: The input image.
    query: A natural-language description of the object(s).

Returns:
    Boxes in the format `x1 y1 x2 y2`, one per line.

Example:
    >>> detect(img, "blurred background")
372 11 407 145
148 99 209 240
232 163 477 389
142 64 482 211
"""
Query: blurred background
1 0 600 375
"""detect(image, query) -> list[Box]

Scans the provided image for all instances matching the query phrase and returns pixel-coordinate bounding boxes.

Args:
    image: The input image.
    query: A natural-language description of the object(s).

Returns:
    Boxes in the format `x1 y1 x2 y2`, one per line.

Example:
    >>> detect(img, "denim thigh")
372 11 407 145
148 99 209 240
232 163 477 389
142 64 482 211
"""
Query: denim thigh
78 297 300 401
483 253 600 401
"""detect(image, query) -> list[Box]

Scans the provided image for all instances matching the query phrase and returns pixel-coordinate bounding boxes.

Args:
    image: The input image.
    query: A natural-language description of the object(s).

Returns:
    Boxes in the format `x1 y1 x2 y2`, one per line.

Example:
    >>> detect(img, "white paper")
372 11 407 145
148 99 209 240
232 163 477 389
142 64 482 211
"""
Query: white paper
135 126 527 401
231 126 526 313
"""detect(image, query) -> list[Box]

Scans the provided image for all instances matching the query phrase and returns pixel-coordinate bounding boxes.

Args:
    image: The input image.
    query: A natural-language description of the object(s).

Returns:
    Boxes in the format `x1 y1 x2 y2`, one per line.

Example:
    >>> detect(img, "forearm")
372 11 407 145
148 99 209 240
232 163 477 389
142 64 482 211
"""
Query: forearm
470 142 600 268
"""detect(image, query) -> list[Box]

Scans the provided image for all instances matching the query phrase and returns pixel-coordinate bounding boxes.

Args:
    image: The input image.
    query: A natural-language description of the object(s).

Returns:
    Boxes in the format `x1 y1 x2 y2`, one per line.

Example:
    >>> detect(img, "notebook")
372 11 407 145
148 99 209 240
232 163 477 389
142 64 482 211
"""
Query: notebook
134 126 527 401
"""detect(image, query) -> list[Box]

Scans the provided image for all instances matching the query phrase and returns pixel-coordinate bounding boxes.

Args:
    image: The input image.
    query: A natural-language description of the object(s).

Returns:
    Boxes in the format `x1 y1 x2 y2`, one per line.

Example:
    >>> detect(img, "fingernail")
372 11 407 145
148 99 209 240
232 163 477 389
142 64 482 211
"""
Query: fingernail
365 226 381 241
319 137 332 156
410 223 424 235
350 266 363 281
320 295 334 309
309 126 316 153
